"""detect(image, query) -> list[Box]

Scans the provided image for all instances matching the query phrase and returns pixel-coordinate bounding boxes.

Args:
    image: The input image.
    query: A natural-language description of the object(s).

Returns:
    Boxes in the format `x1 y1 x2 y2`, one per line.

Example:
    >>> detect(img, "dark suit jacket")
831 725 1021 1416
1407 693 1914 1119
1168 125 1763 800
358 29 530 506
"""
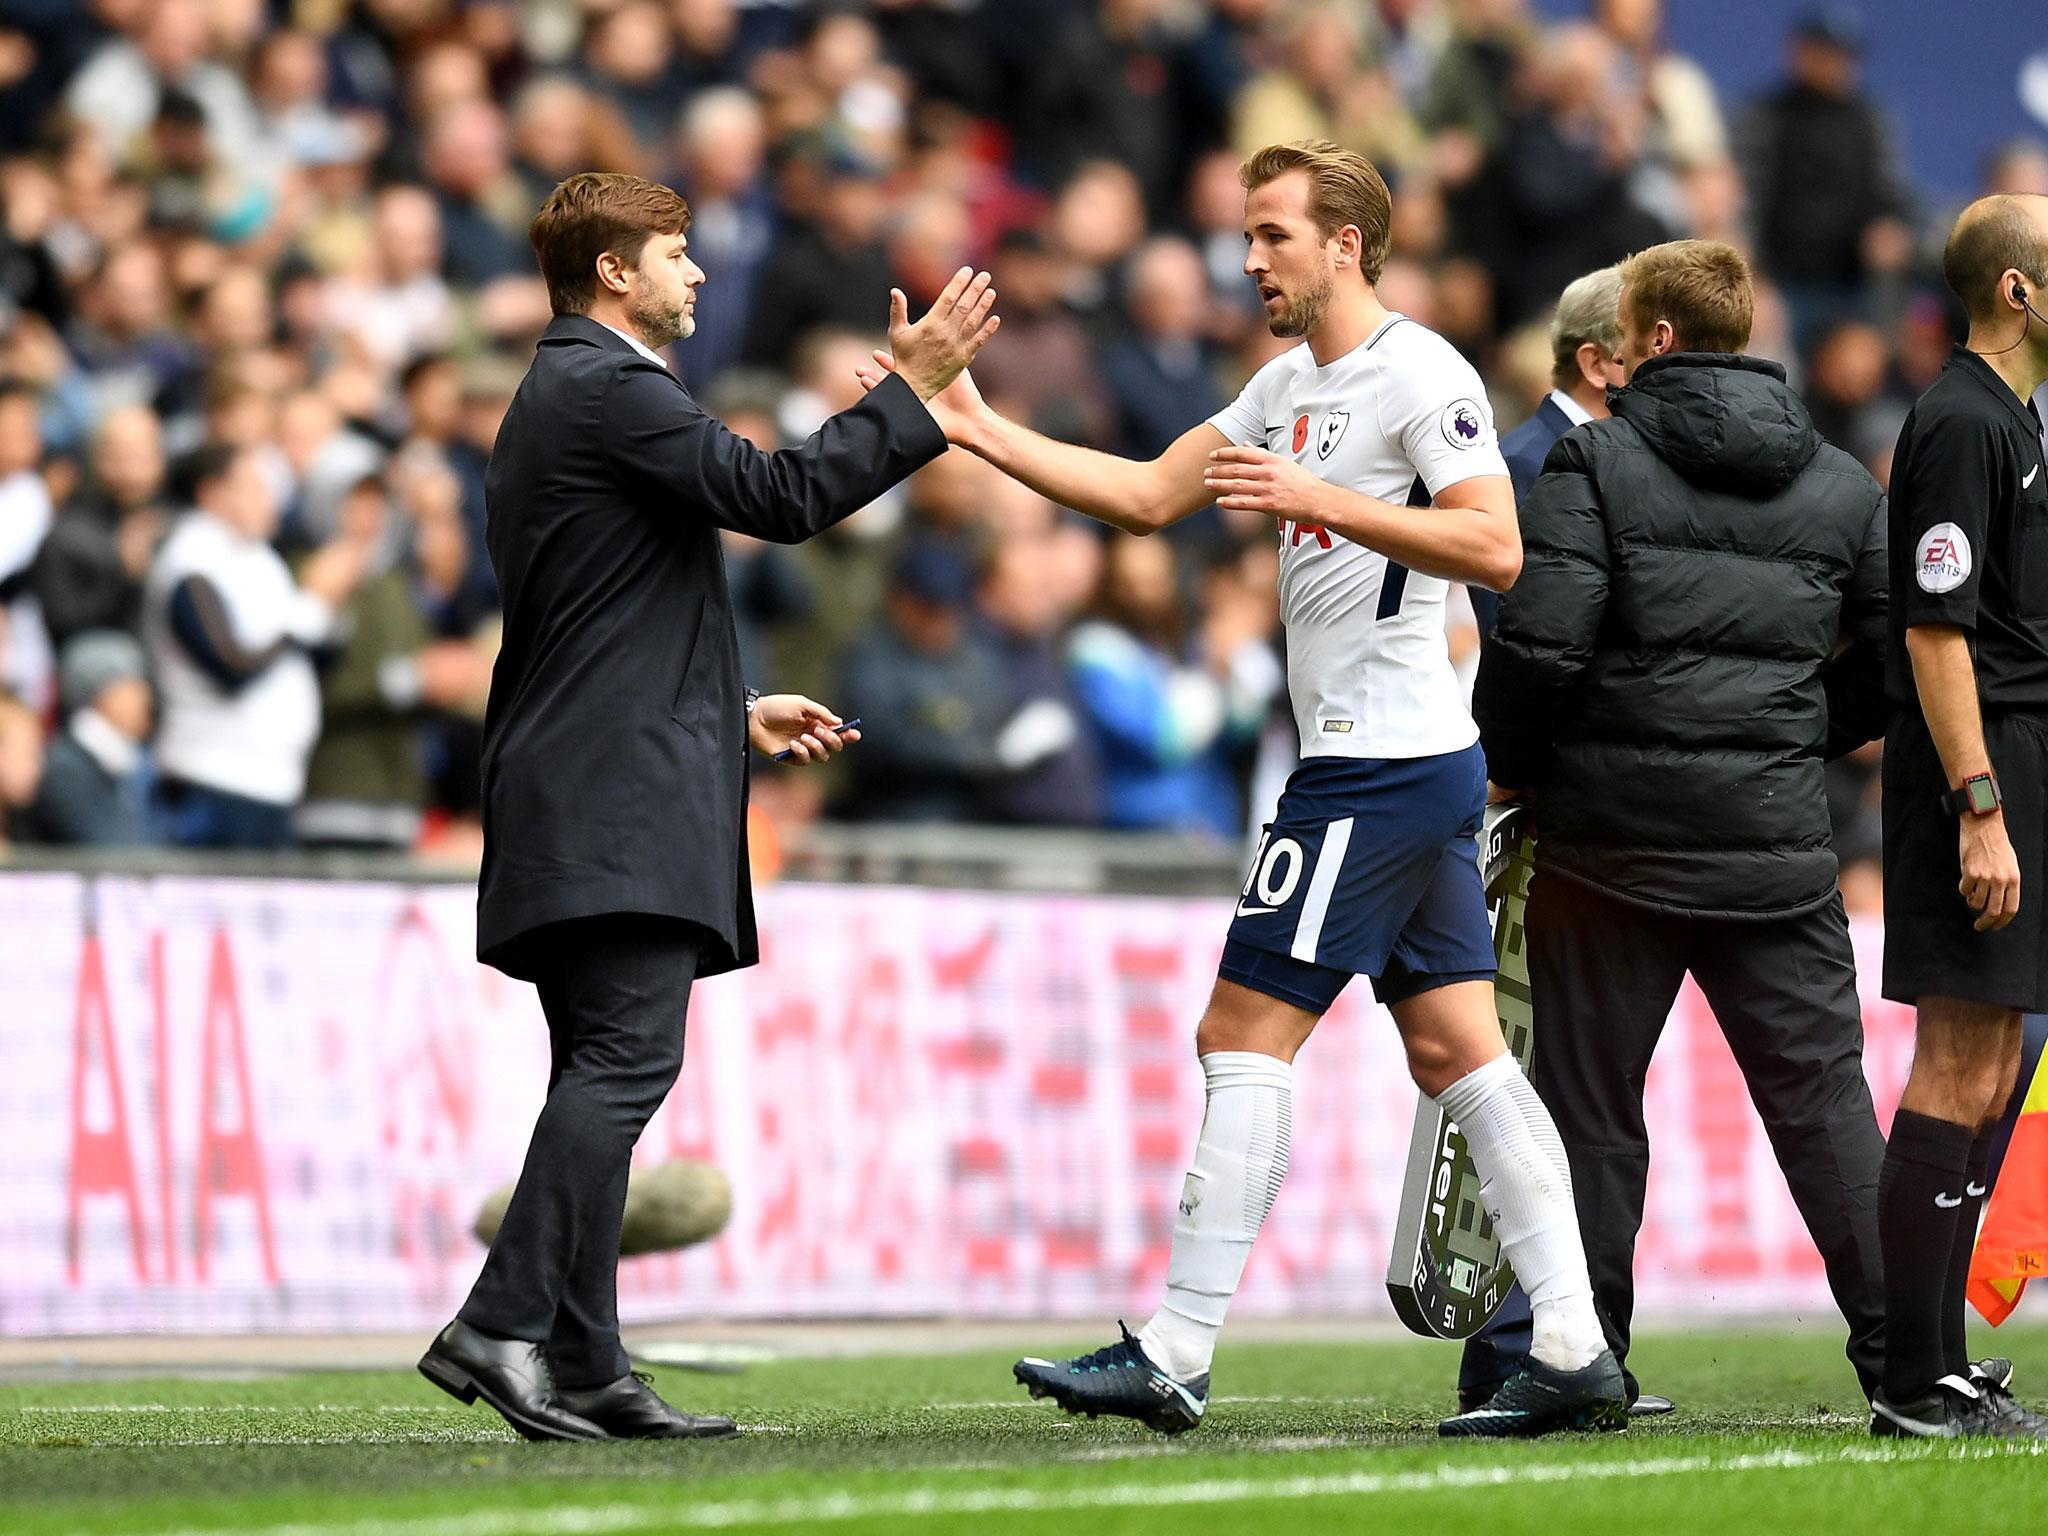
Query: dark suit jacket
476 315 947 979
1476 394 1578 636
1502 394 1577 504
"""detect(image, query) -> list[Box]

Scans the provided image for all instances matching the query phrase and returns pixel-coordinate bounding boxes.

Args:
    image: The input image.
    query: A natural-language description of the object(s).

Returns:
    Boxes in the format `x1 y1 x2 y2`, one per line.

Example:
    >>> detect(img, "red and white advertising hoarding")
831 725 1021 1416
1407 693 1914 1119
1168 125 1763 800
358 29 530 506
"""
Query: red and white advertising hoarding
0 872 1916 1336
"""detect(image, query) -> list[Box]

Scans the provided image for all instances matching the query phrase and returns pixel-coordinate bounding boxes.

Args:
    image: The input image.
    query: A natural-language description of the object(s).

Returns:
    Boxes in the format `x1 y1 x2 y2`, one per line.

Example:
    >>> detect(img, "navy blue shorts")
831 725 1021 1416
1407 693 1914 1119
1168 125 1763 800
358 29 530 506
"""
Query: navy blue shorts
1219 746 1495 1014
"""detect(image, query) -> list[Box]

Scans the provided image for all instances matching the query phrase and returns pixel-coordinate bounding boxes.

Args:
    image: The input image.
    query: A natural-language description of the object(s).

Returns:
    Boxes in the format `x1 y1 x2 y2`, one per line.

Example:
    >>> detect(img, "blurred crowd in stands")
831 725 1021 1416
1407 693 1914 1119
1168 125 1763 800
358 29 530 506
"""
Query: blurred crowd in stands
0 0 2042 902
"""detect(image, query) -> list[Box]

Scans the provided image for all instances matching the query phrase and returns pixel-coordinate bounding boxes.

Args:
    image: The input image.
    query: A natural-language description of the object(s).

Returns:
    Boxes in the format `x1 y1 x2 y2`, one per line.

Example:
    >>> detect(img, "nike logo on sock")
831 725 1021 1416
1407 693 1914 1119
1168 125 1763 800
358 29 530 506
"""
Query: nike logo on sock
1967 1182 1988 1197
1935 1192 1963 1209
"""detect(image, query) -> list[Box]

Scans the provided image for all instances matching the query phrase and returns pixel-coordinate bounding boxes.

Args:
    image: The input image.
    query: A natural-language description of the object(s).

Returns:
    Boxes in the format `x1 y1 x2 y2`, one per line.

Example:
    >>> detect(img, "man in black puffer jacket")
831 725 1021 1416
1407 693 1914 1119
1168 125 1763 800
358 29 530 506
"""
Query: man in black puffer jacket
1474 239 1890 1407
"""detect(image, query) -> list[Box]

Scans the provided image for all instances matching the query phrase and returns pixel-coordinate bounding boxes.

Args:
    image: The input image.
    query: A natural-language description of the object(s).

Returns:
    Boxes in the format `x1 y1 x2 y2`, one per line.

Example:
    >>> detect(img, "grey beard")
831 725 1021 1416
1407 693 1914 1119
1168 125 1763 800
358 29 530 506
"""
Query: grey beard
630 294 692 347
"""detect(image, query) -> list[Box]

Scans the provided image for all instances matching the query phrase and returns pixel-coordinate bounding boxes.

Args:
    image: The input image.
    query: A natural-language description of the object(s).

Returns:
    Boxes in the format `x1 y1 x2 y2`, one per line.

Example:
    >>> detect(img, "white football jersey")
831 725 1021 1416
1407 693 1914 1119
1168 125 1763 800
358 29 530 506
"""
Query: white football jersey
1208 315 1509 760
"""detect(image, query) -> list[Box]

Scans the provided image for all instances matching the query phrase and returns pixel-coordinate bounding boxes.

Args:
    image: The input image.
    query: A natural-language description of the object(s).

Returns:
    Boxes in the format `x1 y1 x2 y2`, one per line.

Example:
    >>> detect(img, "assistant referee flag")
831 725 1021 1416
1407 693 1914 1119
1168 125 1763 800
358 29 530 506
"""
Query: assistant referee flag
1970 1051 2048 1325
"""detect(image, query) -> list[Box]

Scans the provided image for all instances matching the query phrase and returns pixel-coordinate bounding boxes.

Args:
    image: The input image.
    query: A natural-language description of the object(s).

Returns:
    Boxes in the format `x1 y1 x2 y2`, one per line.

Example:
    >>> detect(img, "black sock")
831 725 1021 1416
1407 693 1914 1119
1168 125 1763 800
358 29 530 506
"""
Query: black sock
1940 1134 1995 1379
1879 1109 1975 1402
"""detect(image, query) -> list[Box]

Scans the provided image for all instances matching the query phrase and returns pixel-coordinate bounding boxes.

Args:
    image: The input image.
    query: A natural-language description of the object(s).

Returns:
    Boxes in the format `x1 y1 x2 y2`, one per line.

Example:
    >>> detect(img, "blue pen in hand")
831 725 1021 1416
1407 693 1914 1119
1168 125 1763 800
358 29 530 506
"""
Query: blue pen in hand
774 718 861 762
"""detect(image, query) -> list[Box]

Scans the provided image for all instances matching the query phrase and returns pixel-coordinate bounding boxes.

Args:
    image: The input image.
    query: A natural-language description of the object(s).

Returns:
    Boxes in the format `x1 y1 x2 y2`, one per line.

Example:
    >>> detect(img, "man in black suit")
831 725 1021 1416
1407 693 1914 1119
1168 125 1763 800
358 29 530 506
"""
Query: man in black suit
418 173 997 1442
1469 264 1624 637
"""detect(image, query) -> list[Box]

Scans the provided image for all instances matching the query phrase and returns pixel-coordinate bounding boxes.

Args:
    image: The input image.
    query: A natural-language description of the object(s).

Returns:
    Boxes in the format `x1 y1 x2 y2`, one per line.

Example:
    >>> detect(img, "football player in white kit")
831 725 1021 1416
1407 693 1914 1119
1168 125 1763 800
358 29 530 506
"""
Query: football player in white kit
857 140 1624 1439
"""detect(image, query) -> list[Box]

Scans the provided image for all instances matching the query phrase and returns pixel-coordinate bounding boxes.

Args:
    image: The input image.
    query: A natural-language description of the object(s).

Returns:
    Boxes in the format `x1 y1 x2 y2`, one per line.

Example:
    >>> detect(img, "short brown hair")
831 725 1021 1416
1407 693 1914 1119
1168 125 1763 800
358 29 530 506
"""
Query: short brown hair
1619 240 1753 354
1943 195 2048 324
1239 140 1393 285
530 173 691 317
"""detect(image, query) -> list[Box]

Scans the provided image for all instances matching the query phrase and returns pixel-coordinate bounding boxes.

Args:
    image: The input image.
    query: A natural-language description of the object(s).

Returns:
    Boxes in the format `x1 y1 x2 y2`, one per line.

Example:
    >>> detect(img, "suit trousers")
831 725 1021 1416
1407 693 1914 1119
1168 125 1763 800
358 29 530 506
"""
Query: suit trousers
1466 874 1887 1400
458 913 701 1389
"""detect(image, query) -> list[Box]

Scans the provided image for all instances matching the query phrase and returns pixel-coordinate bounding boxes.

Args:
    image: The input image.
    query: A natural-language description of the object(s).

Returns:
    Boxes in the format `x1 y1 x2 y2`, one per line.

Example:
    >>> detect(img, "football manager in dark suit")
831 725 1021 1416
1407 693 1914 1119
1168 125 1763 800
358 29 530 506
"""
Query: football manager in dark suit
418 173 996 1441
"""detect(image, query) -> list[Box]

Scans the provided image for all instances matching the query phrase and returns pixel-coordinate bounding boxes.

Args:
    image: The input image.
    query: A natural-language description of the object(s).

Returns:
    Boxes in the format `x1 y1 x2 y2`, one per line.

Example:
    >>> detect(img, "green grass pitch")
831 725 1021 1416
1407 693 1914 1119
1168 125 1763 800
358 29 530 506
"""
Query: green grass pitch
4 1326 2045 1535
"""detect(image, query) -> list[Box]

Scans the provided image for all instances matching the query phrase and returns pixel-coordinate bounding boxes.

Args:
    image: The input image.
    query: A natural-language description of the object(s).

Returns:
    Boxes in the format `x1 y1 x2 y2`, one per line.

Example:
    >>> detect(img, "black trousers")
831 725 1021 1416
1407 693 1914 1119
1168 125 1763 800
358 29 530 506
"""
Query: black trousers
458 914 701 1389
1526 875 1887 1400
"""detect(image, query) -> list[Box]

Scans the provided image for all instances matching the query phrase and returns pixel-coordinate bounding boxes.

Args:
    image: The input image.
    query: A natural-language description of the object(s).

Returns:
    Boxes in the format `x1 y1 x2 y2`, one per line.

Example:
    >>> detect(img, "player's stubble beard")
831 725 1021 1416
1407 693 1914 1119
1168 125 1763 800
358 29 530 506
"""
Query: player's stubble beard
1268 262 1335 340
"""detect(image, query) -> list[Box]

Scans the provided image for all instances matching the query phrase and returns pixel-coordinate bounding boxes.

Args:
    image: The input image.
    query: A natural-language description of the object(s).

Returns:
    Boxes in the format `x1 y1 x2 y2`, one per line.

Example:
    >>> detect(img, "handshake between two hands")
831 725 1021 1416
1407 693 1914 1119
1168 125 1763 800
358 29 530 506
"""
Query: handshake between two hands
867 265 1000 408
851 268 1342 527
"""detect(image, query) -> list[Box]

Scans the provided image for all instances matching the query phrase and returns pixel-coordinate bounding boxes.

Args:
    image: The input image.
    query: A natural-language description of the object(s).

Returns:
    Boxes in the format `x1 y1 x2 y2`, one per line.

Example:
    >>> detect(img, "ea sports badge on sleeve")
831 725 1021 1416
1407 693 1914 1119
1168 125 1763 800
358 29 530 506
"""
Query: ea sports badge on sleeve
1385 801 1536 1339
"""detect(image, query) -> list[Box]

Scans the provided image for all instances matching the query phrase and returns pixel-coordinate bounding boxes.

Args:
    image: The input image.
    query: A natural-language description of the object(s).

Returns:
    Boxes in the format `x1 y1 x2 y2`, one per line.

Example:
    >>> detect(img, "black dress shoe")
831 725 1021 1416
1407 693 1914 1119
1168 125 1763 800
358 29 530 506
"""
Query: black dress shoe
1461 1380 1677 1418
555 1371 740 1440
418 1320 610 1442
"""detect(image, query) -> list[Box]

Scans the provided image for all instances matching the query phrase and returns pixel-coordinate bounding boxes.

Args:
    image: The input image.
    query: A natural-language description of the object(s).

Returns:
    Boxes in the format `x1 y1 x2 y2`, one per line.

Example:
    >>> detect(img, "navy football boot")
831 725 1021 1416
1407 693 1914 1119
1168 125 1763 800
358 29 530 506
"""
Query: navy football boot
1438 1348 1628 1438
1013 1323 1208 1435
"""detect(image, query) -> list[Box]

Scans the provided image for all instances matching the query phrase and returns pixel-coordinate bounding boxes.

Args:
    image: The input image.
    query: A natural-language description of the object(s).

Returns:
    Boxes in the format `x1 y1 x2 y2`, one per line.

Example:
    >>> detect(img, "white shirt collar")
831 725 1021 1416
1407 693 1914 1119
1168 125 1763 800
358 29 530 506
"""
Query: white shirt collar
70 708 142 777
600 322 670 369
1547 388 1595 428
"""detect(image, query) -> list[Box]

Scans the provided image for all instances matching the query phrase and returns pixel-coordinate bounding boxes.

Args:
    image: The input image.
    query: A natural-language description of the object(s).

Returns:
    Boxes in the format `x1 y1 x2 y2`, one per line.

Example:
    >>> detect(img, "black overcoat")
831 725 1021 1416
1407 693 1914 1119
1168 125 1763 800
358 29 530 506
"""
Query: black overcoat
476 315 946 977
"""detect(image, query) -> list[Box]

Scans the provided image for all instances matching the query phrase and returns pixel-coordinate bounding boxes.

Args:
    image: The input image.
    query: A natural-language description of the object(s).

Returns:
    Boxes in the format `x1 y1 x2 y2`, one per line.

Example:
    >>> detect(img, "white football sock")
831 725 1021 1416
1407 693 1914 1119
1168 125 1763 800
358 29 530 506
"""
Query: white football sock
1434 1052 1605 1372
1136 1050 1293 1382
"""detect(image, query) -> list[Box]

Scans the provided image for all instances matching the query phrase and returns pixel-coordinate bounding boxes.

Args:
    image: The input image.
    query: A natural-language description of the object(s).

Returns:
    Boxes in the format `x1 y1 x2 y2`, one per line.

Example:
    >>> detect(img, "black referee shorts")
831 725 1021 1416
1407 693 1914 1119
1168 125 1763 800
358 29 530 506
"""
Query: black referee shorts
1882 709 2048 1013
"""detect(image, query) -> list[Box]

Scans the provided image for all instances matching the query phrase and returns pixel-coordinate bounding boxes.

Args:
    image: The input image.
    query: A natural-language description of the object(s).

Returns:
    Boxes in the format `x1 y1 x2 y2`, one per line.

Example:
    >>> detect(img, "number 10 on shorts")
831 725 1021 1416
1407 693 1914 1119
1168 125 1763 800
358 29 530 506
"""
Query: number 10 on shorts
1239 829 1306 914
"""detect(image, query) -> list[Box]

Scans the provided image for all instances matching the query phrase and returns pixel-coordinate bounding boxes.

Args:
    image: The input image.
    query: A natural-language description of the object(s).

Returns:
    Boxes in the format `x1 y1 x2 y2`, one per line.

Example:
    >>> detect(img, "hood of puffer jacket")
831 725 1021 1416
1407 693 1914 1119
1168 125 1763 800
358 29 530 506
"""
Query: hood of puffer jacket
1608 353 1825 499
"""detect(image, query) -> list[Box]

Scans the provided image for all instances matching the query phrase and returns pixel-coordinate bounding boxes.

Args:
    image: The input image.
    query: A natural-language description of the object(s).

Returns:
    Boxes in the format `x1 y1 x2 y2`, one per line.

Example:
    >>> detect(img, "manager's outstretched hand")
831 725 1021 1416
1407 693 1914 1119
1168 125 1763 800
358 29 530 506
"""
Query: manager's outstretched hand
857 347 987 446
888 266 999 402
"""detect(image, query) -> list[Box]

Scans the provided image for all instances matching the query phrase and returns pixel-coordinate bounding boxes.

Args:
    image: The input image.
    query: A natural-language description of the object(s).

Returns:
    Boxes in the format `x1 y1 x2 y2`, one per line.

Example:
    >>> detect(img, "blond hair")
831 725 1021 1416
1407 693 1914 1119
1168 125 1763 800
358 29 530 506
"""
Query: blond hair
1239 139 1393 285
1619 240 1753 354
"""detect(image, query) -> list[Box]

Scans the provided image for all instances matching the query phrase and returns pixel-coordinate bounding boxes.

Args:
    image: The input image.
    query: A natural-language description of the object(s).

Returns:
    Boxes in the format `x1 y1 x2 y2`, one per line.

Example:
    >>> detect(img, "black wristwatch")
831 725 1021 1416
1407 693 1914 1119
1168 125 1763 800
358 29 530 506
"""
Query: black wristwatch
1939 772 2001 817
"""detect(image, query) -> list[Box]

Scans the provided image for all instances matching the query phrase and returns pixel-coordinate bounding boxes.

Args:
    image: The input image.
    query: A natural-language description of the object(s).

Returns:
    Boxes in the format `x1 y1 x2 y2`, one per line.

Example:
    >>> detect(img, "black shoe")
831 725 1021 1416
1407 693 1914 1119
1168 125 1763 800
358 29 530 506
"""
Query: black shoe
1013 1323 1208 1435
1439 1350 1628 1438
418 1320 610 1442
1968 1360 2048 1437
555 1371 739 1440
1871 1372 2048 1439
1461 1378 1674 1419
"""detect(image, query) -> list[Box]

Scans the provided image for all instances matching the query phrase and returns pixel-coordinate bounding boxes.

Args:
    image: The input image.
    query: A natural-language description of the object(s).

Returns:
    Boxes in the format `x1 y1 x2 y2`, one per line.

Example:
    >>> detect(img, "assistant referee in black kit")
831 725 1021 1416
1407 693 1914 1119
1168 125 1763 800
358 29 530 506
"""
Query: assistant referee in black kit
1874 194 2048 1441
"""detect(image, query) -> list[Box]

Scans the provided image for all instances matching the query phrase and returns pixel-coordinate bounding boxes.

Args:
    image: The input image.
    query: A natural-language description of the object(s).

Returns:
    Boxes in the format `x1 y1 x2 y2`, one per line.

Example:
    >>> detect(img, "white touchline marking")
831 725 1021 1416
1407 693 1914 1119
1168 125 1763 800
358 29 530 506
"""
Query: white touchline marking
135 1441 2048 1536
51 1434 516 1449
924 1394 1381 1411
1054 1434 1354 1463
19 1407 449 1416
19 1396 1385 1420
